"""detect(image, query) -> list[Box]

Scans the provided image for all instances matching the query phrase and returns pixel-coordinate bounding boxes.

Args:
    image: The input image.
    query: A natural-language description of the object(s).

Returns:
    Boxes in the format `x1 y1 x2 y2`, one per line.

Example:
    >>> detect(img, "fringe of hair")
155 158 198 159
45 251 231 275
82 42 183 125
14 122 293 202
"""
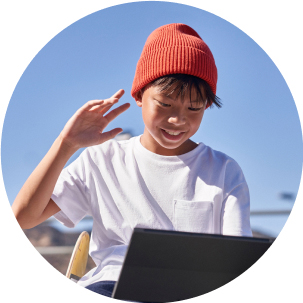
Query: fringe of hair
149 74 222 108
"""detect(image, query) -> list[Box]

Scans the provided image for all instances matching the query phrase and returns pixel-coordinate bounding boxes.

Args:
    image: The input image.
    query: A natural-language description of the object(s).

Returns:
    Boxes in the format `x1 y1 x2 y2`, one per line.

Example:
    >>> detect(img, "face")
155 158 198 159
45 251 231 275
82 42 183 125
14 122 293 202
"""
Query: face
135 84 206 156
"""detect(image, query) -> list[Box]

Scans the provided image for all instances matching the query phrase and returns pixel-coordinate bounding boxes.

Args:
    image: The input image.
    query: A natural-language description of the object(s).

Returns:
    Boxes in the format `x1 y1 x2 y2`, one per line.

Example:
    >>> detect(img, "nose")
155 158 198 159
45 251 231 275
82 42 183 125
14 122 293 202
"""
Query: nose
168 111 186 126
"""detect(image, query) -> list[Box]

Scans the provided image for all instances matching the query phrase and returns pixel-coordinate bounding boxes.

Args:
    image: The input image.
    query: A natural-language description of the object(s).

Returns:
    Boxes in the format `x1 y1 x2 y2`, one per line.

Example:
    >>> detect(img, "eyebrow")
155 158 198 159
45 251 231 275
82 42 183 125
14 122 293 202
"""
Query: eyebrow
188 100 202 103
159 93 203 104
158 93 174 100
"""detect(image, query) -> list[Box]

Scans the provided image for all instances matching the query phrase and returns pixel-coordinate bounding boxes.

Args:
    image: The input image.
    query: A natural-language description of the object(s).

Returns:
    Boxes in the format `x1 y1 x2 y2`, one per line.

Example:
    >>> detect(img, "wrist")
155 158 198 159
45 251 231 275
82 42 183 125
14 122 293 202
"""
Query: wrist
56 134 79 157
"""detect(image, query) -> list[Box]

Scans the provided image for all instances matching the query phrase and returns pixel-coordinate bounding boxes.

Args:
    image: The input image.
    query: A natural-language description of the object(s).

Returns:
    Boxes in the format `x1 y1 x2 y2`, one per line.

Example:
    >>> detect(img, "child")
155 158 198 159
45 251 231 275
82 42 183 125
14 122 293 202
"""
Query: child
12 23 252 297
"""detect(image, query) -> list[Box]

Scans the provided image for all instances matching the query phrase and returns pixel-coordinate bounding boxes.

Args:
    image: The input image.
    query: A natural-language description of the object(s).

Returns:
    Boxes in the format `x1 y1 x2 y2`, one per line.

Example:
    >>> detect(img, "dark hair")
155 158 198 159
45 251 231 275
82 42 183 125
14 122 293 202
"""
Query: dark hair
145 74 222 108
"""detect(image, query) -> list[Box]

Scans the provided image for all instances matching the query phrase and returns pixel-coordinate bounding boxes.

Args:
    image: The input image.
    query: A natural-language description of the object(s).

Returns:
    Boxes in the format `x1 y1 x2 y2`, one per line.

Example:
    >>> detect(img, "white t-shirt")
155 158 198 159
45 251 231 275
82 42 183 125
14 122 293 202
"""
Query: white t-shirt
51 136 252 287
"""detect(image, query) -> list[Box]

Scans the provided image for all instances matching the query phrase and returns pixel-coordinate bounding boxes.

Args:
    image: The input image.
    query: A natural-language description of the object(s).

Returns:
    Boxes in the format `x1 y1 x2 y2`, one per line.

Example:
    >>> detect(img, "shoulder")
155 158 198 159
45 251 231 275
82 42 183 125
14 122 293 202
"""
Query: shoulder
65 137 138 176
201 143 237 166
199 144 249 196
84 136 137 160
198 143 245 180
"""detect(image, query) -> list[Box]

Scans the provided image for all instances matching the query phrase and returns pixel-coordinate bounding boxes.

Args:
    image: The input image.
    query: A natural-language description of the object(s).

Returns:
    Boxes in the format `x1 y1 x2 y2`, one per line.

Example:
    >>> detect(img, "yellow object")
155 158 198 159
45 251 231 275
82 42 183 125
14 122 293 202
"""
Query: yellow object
66 231 90 282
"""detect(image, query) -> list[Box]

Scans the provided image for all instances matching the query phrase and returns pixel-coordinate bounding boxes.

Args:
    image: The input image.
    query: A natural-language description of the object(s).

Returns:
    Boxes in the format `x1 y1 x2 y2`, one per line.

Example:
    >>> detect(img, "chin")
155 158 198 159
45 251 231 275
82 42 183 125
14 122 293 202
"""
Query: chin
157 138 187 150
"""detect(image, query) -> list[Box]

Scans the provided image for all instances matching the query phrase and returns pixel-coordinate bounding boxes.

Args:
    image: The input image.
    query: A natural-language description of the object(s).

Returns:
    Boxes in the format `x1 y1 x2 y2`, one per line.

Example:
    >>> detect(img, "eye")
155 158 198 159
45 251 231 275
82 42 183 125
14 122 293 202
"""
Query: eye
158 101 171 107
188 107 203 111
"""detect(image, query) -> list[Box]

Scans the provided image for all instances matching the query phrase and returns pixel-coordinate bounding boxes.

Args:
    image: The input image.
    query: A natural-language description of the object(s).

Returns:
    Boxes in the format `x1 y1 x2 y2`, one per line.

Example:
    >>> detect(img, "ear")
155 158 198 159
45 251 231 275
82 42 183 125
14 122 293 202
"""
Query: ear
134 90 143 107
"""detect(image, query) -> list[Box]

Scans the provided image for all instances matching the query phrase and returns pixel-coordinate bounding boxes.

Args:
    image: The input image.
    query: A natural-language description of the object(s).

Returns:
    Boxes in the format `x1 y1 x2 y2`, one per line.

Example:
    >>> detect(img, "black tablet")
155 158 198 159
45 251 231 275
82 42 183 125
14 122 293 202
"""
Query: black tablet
112 228 273 302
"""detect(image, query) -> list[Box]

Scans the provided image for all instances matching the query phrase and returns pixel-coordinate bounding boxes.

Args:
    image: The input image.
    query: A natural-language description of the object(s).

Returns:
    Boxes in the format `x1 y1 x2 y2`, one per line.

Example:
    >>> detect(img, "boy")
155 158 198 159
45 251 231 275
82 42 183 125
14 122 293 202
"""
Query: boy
12 24 252 297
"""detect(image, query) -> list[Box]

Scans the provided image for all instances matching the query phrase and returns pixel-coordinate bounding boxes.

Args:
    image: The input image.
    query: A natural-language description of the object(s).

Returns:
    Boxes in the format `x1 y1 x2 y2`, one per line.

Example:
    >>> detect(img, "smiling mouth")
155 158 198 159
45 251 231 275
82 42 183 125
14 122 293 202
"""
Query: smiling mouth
163 129 183 136
160 128 186 140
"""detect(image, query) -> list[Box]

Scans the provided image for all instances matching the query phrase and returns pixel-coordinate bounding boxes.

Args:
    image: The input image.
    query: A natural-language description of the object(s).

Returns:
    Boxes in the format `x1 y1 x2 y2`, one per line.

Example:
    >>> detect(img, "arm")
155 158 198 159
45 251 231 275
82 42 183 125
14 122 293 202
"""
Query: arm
12 89 130 229
221 159 252 237
12 137 75 229
221 182 252 237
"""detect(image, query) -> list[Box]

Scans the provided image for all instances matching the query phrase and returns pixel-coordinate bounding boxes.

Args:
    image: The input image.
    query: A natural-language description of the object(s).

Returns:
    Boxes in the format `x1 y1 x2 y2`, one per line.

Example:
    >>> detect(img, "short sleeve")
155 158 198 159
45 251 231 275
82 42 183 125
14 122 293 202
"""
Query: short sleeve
51 151 91 228
221 159 252 237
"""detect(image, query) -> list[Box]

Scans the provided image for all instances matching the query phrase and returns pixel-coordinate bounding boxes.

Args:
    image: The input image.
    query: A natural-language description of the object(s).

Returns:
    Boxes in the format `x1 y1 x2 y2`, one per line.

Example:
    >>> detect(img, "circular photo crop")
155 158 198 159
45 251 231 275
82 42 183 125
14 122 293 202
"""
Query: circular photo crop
1 1 302 302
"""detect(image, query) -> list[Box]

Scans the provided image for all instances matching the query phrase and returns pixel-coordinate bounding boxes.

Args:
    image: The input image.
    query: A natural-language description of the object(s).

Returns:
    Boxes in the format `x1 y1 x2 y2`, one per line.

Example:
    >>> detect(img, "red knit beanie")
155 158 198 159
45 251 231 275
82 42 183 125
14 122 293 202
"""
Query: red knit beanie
131 23 218 99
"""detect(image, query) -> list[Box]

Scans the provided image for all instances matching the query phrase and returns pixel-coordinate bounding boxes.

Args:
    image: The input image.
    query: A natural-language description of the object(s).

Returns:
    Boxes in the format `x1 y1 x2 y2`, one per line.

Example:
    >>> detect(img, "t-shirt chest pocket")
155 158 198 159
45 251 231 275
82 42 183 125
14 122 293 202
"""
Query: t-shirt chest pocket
173 200 214 234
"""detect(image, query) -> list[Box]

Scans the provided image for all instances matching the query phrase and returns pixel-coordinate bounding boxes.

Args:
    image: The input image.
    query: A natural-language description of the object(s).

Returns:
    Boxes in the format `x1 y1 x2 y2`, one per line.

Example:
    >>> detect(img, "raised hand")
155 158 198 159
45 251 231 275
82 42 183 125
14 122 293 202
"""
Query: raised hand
60 89 130 150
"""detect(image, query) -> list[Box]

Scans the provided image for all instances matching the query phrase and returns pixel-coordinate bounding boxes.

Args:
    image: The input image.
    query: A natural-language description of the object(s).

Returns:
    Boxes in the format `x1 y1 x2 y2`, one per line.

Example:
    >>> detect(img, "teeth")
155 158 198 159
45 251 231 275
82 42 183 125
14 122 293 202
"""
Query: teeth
164 130 181 136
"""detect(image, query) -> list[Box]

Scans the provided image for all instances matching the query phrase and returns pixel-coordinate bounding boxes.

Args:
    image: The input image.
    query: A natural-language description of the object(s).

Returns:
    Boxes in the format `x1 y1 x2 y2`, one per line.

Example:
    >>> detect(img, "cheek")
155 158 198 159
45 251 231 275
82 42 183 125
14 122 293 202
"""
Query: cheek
190 113 204 130
142 106 156 129
143 105 162 122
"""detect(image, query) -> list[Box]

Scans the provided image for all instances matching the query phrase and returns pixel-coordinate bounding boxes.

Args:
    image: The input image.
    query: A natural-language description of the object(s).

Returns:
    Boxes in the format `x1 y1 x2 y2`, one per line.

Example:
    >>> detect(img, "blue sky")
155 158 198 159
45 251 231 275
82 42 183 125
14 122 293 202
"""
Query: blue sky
1 1 302 239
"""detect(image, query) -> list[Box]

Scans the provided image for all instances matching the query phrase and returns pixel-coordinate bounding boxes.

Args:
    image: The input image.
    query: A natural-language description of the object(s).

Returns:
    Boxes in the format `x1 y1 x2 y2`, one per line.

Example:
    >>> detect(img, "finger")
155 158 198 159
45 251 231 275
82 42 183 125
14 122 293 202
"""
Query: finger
80 95 119 112
77 90 124 114
77 99 105 114
90 98 118 113
104 103 130 123
98 102 121 116
97 98 120 115
99 128 123 144
110 89 125 100
79 90 124 113
100 89 125 107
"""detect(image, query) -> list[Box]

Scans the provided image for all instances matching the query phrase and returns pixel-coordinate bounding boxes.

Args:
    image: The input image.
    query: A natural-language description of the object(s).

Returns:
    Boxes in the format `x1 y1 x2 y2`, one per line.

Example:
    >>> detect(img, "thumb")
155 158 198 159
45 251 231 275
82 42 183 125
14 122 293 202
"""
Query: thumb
99 128 123 144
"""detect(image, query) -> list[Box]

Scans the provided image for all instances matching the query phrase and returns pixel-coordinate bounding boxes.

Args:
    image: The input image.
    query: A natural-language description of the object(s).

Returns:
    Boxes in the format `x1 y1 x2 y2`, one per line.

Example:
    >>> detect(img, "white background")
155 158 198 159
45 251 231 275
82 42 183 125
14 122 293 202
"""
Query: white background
1 1 302 302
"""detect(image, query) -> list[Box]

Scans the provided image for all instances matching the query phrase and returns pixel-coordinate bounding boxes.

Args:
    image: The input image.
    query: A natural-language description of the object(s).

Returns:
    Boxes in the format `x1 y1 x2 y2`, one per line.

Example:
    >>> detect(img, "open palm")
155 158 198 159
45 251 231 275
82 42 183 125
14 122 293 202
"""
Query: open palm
60 89 130 150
